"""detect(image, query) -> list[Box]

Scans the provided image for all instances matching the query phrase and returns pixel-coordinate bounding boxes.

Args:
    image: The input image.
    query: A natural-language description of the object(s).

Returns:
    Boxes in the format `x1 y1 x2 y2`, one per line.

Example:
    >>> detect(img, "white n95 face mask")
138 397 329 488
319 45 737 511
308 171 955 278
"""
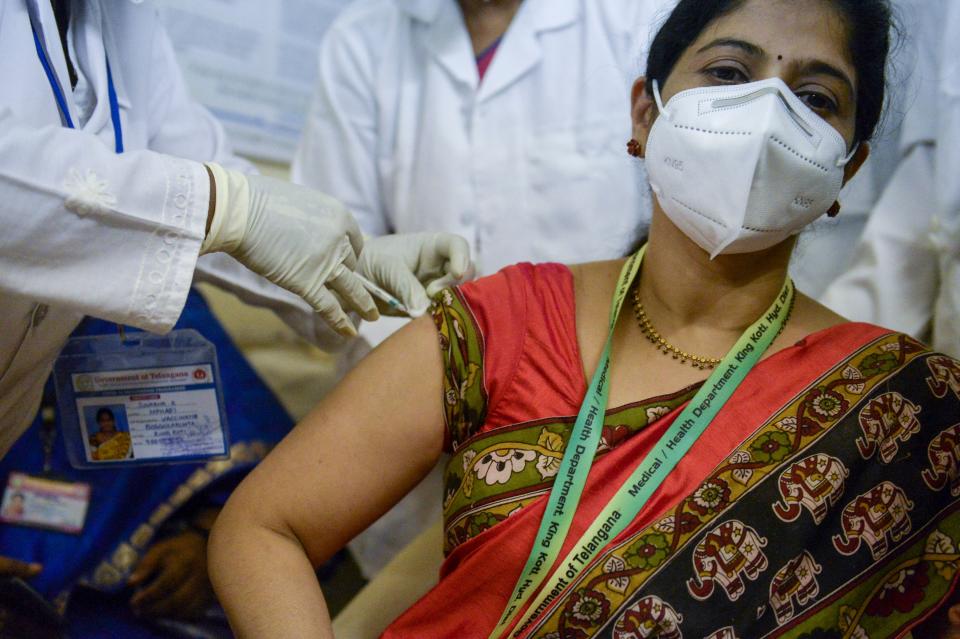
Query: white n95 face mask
644 77 857 258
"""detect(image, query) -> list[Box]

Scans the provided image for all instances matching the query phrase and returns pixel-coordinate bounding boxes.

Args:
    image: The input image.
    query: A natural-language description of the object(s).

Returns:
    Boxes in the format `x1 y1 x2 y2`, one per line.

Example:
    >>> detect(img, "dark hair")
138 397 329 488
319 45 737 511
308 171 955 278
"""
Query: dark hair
96 407 115 422
645 0 893 144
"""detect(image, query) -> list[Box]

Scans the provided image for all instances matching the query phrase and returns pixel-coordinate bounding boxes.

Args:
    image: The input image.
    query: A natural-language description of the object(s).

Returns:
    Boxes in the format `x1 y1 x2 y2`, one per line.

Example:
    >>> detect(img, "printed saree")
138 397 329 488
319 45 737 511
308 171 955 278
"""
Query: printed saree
383 262 960 639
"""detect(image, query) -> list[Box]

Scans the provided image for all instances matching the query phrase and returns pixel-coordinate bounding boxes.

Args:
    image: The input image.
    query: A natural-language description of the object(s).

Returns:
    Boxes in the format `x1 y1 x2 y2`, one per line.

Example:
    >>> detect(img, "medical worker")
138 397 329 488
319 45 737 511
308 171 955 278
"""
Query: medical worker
0 0 470 459
933 0 960 355
0 297 294 636
293 0 673 576
821 0 959 357
294 0 672 277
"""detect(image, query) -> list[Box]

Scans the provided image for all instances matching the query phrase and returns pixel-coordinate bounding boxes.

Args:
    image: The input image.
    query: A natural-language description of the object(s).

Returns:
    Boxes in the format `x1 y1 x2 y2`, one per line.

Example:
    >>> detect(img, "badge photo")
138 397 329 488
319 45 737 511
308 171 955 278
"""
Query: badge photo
79 404 133 462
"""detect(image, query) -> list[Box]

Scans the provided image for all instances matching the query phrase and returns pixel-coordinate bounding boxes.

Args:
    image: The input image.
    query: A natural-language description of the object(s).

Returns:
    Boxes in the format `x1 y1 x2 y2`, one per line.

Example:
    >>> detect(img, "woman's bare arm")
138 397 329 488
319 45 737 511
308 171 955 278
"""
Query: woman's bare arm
208 315 446 638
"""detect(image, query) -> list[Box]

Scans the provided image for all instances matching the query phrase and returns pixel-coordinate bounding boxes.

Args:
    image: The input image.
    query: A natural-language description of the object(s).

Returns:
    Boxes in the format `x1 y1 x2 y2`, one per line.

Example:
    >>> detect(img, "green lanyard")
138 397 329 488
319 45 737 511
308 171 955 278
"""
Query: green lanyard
489 246 795 639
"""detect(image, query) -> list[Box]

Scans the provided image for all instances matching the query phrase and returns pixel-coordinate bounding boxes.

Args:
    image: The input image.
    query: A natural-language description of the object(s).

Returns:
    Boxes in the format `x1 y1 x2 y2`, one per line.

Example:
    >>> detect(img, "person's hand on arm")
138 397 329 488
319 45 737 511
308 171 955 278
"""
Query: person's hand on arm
358 233 472 316
208 313 447 638
201 166 379 337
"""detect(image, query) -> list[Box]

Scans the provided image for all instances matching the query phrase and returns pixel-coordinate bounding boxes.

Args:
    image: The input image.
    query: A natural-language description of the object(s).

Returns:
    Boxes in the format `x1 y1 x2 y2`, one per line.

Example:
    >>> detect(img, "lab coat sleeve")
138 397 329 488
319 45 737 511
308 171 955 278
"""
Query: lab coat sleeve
142 18 348 350
192 252 352 352
291 18 388 236
0 109 208 334
819 143 940 338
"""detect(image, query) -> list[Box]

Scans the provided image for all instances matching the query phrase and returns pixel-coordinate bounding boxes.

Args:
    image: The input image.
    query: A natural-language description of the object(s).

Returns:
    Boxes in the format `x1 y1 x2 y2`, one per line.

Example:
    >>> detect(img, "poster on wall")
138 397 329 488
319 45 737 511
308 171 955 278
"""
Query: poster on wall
155 0 348 163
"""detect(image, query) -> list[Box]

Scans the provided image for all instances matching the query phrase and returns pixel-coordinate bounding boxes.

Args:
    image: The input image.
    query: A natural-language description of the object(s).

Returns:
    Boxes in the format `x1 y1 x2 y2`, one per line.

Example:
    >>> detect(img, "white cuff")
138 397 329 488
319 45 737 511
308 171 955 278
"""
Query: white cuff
200 162 249 255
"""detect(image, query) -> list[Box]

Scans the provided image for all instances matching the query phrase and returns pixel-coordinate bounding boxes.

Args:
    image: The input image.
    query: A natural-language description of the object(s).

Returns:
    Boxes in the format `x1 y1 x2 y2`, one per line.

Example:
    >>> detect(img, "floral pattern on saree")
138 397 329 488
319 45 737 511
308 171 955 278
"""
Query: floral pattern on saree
432 288 489 452
520 334 960 638
443 399 697 556
433 287 699 556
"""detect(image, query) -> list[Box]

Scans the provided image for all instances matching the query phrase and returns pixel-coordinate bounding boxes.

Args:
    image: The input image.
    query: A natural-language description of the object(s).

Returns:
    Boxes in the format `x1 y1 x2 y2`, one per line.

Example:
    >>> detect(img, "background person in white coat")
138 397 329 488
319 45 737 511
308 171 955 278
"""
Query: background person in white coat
294 0 670 278
293 0 673 577
0 0 469 462
786 0 915 300
933 1 960 356
821 0 959 358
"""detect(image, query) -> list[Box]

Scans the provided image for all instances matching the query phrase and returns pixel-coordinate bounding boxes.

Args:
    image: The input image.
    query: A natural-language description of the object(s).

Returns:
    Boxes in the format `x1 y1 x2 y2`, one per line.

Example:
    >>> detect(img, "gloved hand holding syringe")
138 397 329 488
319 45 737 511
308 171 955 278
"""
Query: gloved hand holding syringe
355 274 421 318
201 164 470 333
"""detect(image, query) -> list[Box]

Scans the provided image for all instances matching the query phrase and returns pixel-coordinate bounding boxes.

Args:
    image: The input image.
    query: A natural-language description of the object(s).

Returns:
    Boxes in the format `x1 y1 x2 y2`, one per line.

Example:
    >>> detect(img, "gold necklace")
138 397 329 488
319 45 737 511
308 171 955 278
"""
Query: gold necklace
631 286 722 370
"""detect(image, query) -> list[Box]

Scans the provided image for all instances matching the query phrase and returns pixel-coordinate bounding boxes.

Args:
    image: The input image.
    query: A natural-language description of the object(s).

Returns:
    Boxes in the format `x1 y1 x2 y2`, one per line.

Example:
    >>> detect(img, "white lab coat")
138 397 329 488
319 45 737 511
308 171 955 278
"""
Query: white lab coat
292 0 672 577
821 0 959 357
787 0 918 300
293 0 673 276
932 1 960 356
0 0 319 456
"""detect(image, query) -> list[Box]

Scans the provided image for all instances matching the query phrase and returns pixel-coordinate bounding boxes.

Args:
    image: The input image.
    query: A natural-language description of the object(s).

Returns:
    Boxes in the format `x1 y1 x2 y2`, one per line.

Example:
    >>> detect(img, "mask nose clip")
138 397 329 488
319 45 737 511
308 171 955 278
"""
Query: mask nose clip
710 85 817 138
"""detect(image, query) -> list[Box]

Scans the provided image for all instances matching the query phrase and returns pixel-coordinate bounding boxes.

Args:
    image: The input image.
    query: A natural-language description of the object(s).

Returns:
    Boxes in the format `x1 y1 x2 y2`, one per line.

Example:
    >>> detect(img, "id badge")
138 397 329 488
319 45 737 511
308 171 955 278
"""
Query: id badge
0 472 90 534
53 329 230 468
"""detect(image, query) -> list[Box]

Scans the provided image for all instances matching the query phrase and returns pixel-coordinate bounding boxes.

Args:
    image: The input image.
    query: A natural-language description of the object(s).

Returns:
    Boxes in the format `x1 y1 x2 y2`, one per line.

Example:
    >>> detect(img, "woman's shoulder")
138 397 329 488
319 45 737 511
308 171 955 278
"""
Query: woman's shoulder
452 260 625 333
783 291 850 343
434 262 596 439
456 262 577 313
773 292 933 372
439 262 582 381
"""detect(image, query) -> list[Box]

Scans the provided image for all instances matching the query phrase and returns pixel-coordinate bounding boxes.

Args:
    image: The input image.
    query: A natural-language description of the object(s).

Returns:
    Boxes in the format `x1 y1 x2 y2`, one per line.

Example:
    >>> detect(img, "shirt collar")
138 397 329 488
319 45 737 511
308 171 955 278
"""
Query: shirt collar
396 0 579 33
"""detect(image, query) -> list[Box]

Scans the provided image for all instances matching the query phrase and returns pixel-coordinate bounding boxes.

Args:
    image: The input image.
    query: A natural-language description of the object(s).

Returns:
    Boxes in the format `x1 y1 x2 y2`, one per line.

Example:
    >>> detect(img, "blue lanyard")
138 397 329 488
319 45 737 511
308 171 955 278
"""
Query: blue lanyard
30 14 123 153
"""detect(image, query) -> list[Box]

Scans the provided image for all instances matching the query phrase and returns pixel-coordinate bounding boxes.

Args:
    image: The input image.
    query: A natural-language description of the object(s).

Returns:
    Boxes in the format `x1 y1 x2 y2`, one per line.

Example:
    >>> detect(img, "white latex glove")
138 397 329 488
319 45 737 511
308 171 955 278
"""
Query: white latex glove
357 233 472 317
200 163 377 337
